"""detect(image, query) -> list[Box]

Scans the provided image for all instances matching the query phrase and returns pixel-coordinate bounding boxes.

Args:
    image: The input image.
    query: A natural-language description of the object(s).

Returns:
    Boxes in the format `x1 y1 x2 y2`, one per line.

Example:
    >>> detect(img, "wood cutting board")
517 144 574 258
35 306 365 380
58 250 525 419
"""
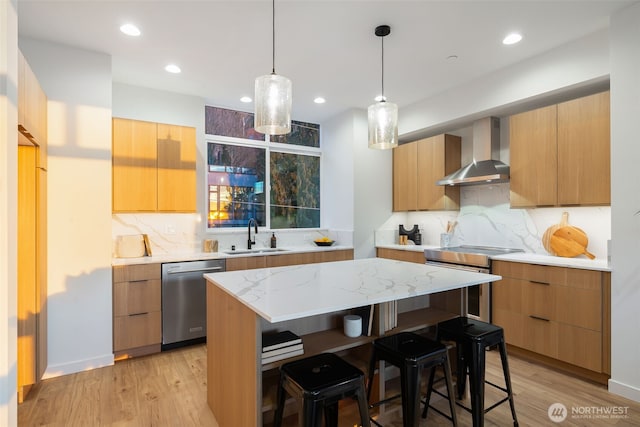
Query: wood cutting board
548 214 595 259
542 212 568 255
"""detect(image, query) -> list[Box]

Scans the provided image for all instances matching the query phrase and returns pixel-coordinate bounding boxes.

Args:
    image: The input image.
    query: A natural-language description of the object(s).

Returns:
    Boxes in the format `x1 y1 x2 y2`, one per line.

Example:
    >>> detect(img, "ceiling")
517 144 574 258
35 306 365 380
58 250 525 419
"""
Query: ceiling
17 1 633 126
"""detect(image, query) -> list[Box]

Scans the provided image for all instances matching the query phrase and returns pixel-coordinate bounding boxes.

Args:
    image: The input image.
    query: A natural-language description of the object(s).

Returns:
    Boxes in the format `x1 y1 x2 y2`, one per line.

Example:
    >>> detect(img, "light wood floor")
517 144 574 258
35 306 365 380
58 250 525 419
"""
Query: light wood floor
18 343 640 426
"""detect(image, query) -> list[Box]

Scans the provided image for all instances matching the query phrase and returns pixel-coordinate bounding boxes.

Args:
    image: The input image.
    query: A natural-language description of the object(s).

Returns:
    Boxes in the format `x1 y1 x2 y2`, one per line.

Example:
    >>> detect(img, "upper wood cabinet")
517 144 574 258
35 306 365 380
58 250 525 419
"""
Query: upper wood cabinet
510 91 610 207
112 118 197 213
18 50 48 168
393 134 461 212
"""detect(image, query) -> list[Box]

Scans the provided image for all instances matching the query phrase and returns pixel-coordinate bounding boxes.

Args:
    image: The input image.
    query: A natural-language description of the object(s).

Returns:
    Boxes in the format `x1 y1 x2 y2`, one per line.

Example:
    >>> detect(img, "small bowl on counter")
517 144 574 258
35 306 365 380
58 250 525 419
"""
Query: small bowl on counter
314 239 335 247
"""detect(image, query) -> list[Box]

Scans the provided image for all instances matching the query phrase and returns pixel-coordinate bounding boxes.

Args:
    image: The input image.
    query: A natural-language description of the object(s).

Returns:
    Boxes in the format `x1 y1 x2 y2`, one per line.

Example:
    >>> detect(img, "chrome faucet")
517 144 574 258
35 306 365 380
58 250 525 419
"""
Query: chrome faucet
247 218 258 249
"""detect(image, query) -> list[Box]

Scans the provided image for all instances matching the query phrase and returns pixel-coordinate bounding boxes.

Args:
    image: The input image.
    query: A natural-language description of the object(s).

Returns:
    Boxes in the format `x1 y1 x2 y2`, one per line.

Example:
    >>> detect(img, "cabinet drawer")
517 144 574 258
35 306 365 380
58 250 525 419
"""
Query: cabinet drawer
523 316 558 359
557 323 602 371
555 284 601 331
113 263 161 283
113 311 161 351
113 279 161 316
493 309 525 348
523 280 555 320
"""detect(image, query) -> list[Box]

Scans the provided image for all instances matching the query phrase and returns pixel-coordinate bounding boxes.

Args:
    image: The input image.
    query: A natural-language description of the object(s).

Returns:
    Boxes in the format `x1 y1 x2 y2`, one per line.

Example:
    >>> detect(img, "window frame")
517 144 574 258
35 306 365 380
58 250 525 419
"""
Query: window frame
205 134 322 232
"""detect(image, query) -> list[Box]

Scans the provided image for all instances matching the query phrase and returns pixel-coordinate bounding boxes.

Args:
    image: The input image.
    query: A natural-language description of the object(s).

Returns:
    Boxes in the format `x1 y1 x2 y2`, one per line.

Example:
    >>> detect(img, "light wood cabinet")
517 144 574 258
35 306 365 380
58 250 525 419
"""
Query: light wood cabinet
112 263 162 360
225 249 354 271
492 261 610 382
510 91 610 207
17 52 48 403
376 248 425 264
112 118 196 213
393 134 461 212
393 143 418 211
18 51 48 165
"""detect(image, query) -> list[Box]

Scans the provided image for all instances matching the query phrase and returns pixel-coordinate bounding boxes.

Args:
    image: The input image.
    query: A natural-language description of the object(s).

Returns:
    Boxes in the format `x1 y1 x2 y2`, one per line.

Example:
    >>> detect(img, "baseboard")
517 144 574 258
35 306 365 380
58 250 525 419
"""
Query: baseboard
42 353 114 379
608 379 640 403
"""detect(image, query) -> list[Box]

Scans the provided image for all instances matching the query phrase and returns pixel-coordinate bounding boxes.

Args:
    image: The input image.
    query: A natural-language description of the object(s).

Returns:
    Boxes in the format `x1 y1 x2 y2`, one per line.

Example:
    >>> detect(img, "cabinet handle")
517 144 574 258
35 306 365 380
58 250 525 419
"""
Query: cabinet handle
129 279 149 283
529 315 550 322
529 280 550 286
129 312 149 317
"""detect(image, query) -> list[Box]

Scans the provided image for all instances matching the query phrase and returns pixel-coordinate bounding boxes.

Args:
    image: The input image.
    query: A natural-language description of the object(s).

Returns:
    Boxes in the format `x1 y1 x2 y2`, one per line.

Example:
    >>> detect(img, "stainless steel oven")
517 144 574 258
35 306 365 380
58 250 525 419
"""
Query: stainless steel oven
424 246 523 322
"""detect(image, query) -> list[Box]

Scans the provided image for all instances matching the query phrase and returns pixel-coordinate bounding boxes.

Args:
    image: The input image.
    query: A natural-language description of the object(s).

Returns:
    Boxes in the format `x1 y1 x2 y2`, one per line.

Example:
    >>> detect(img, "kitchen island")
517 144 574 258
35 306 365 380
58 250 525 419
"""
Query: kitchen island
204 257 501 426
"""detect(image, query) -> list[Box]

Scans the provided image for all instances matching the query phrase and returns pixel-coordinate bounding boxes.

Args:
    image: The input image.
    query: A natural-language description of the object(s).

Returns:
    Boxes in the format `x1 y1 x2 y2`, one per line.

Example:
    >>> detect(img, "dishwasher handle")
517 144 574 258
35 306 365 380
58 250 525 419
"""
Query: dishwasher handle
165 266 224 274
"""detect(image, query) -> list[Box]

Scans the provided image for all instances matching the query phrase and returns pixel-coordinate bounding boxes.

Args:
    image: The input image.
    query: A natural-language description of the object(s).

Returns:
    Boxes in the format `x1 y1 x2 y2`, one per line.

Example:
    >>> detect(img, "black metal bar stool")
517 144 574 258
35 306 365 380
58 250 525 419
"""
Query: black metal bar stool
273 352 370 427
434 317 518 427
366 331 457 427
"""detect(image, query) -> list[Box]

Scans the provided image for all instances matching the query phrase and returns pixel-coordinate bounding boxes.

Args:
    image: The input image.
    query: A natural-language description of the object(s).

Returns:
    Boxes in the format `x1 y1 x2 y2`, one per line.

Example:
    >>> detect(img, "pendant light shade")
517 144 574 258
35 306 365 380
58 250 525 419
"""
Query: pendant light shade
254 0 292 135
368 99 398 149
255 73 292 135
368 25 398 149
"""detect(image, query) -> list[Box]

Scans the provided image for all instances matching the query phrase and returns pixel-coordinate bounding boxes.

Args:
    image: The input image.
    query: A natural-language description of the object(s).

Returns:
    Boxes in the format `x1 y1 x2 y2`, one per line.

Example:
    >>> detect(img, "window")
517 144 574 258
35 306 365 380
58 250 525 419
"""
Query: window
205 106 320 230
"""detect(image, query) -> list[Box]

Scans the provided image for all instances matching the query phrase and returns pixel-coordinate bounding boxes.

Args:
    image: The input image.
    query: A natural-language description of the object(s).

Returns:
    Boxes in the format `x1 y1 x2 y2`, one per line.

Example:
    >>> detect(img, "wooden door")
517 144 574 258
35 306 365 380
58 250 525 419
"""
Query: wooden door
18 145 37 401
112 118 158 212
157 124 197 212
557 91 610 205
393 142 417 211
509 105 558 207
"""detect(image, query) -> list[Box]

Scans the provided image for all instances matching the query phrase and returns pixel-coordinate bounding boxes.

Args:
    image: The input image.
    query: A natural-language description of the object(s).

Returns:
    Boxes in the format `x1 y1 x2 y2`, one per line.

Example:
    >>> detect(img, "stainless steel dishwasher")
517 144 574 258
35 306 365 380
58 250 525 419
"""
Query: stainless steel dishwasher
161 259 225 350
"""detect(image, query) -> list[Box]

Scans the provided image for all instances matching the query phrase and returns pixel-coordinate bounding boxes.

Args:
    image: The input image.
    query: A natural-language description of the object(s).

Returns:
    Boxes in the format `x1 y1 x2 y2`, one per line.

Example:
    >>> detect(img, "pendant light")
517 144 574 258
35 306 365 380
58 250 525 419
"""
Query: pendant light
368 25 398 149
254 0 292 135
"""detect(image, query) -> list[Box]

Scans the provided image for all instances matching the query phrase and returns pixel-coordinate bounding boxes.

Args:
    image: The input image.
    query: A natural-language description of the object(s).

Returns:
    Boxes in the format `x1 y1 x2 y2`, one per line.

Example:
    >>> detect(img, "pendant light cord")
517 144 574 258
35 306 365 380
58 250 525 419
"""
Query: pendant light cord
380 35 385 101
272 0 276 74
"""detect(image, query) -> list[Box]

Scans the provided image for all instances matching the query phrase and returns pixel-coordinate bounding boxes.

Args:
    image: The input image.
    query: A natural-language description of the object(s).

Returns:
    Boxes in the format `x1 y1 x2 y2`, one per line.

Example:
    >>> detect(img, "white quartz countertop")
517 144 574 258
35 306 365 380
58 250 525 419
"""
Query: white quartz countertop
112 244 353 266
376 244 611 272
204 257 500 323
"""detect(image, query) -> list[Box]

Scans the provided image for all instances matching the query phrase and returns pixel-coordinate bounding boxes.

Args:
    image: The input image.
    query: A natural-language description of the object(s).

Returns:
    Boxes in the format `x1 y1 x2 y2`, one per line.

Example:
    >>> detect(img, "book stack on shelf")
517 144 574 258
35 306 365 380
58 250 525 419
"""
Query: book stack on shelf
262 330 304 364
352 305 375 336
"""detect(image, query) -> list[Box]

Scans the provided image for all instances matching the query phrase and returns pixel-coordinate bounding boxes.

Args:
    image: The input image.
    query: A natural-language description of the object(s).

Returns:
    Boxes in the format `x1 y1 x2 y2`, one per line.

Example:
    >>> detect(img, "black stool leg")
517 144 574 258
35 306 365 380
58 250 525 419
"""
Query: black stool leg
468 340 485 427
455 342 467 400
443 355 459 426
400 363 421 427
498 341 519 427
324 401 339 427
355 378 372 427
274 374 286 427
367 347 377 403
421 366 436 419
302 399 322 427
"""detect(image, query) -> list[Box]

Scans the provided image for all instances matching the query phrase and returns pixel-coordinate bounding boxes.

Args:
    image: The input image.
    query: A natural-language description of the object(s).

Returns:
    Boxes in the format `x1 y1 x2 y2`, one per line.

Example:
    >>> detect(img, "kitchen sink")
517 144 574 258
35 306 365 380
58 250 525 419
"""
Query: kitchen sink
223 248 290 256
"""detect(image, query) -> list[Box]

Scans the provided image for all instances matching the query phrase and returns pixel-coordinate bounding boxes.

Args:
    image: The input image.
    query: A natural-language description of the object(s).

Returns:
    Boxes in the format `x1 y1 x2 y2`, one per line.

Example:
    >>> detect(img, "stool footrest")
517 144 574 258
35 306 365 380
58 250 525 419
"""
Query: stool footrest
368 393 402 409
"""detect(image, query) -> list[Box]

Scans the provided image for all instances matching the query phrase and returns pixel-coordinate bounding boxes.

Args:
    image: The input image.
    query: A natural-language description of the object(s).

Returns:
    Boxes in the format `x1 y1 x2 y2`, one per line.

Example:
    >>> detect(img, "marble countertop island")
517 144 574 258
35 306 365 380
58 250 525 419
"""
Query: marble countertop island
204 257 501 323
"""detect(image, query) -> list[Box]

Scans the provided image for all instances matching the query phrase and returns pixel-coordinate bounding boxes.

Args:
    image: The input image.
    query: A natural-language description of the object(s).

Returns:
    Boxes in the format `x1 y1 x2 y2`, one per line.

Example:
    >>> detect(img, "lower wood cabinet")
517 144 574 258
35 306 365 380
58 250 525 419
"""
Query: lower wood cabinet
492 260 610 382
112 263 162 360
226 249 354 271
376 247 425 264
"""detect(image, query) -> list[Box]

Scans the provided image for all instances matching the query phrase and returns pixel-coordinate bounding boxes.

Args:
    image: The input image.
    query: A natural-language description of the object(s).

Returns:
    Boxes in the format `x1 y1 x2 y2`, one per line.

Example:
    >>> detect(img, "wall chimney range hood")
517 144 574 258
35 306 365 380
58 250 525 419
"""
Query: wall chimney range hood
436 117 509 186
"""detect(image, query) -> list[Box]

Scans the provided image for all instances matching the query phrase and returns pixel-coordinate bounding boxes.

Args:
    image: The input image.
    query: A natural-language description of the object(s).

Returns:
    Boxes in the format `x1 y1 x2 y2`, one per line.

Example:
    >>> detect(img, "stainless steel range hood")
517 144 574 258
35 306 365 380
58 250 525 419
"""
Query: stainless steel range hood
436 117 509 186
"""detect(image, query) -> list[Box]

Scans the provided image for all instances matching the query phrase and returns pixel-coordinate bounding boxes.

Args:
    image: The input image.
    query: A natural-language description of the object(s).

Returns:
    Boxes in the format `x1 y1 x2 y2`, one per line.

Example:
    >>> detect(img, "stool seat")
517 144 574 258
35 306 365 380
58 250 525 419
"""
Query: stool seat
436 317 518 427
367 332 457 427
274 353 370 427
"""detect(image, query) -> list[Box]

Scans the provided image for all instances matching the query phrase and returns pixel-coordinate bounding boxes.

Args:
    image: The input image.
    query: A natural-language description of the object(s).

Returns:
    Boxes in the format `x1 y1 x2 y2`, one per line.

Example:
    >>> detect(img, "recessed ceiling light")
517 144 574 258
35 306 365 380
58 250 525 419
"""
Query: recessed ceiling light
447 55 459 60
120 23 141 37
240 96 252 103
503 33 523 45
165 64 181 74
313 97 326 104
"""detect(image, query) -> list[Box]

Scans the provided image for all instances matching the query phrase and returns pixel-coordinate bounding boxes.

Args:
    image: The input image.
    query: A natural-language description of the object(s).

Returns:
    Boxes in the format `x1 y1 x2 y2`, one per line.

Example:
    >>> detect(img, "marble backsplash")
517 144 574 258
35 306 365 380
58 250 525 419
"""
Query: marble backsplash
112 213 352 257
376 183 611 260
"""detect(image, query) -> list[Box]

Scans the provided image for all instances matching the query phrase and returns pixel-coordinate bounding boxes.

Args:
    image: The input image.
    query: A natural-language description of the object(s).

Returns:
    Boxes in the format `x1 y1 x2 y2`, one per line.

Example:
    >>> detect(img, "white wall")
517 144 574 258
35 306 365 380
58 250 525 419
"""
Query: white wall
400 29 610 139
0 0 19 424
609 1 640 402
19 38 114 377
